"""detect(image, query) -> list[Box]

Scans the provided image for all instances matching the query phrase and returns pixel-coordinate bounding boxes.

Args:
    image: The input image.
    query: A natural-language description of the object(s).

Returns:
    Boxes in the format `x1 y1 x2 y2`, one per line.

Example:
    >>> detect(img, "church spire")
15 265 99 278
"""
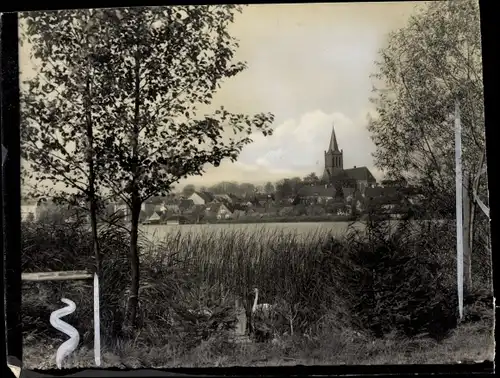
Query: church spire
328 123 340 152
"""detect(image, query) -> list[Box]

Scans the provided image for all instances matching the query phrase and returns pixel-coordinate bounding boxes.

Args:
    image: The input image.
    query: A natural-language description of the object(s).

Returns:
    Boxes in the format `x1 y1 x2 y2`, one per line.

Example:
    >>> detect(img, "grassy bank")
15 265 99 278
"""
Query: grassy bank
21 219 494 368
23 320 494 369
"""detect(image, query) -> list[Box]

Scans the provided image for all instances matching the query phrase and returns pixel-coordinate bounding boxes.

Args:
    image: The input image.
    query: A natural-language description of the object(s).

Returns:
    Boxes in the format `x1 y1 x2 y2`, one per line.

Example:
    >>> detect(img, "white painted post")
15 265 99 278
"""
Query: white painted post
22 270 101 368
455 100 464 321
94 273 101 366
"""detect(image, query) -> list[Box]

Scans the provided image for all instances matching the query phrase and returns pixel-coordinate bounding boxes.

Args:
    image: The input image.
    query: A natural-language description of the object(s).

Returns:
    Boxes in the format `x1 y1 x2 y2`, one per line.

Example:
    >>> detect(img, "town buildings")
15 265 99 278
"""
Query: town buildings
21 123 418 225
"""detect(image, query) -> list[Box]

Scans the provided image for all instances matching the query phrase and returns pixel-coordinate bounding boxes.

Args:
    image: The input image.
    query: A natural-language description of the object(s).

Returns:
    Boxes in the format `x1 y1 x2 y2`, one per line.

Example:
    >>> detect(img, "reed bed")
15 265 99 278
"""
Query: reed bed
21 218 494 368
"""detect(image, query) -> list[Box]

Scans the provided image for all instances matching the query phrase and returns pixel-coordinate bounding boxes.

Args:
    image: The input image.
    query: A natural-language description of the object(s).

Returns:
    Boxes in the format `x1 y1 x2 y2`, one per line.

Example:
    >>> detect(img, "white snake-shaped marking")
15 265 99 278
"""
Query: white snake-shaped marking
50 298 80 369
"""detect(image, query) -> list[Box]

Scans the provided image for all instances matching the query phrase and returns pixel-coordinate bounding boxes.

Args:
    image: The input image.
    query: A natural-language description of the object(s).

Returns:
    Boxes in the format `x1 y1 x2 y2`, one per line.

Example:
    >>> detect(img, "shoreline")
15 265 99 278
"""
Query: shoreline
143 215 358 225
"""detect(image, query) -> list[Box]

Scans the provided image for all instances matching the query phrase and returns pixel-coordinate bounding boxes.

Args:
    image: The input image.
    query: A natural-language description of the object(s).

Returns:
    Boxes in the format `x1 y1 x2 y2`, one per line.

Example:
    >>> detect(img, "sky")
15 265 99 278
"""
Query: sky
19 1 430 190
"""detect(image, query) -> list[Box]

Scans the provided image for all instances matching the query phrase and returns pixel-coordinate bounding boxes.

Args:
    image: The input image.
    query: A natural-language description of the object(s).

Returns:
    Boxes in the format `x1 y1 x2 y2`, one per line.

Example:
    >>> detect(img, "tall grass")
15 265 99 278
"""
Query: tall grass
21 217 493 361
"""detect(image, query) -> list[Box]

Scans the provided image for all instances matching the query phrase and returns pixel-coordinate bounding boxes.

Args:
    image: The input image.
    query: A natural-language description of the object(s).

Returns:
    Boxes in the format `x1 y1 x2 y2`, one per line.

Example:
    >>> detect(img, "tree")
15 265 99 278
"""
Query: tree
264 181 275 194
333 180 344 200
275 179 293 199
239 182 256 196
21 9 114 274
303 172 319 185
22 7 275 331
368 0 487 293
81 7 274 329
182 184 196 197
289 177 304 195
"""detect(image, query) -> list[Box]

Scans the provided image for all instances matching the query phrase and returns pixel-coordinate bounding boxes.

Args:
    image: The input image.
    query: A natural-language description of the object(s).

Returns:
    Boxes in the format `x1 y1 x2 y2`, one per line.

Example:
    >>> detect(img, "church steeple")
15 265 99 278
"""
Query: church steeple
323 122 343 181
328 124 340 152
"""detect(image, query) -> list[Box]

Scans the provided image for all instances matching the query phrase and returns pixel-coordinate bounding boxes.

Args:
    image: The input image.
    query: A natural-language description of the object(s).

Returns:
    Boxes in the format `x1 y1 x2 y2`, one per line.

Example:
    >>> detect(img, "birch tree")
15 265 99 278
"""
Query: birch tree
21 6 275 331
368 0 489 292
74 6 274 329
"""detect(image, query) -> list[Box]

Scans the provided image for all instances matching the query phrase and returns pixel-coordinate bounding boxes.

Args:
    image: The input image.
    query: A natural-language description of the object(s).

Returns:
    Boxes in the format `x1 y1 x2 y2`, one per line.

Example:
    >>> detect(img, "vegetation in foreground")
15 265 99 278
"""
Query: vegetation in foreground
21 219 493 369
23 321 494 369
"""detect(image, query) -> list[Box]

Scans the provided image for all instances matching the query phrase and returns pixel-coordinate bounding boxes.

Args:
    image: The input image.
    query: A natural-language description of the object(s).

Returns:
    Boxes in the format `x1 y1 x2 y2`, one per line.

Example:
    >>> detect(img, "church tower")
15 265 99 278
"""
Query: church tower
323 123 343 181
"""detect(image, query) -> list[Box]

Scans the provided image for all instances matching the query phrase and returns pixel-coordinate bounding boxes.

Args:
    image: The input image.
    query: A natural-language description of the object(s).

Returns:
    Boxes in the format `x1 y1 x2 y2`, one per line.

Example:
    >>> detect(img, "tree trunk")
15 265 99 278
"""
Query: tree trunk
125 197 141 331
89 200 101 274
123 46 143 332
84 58 101 274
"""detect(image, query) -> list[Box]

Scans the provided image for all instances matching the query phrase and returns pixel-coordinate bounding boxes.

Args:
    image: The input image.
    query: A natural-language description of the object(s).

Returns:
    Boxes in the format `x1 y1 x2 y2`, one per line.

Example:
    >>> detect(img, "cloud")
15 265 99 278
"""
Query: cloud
181 108 384 187
21 2 414 193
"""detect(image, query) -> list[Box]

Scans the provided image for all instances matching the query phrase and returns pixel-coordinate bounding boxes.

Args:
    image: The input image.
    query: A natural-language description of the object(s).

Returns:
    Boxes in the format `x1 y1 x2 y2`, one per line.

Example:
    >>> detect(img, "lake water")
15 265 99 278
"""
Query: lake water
139 219 452 243
140 221 366 242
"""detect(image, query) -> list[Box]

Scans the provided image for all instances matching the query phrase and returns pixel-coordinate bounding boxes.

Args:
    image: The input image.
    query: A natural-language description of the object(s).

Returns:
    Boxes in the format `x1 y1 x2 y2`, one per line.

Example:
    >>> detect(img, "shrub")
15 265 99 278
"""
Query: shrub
340 219 458 339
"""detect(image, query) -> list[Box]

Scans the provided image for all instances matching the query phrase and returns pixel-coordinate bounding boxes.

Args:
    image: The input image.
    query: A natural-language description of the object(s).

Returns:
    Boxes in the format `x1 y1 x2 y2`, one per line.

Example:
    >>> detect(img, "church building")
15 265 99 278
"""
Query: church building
322 123 376 192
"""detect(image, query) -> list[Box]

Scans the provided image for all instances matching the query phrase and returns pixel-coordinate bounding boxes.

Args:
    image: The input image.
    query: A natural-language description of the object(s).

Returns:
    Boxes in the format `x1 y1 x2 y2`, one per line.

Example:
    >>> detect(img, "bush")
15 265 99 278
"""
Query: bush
340 219 458 339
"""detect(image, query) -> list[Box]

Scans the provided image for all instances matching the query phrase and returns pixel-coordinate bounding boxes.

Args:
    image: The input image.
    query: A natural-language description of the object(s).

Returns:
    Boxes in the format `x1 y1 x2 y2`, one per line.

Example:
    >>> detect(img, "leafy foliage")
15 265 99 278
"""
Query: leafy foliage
22 5 275 328
342 219 459 339
22 6 275 204
367 0 491 296
368 0 486 212
21 10 104 197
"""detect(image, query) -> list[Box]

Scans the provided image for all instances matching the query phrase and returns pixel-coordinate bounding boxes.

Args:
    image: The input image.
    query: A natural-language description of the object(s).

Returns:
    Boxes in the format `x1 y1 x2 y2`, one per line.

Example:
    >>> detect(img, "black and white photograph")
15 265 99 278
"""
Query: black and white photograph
18 1 494 369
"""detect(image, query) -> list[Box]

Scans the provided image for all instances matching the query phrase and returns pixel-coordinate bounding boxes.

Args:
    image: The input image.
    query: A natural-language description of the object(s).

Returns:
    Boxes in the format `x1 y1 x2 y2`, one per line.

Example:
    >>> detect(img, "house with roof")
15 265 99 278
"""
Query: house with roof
188 191 215 205
298 185 336 205
342 166 377 192
144 211 162 225
205 202 233 220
